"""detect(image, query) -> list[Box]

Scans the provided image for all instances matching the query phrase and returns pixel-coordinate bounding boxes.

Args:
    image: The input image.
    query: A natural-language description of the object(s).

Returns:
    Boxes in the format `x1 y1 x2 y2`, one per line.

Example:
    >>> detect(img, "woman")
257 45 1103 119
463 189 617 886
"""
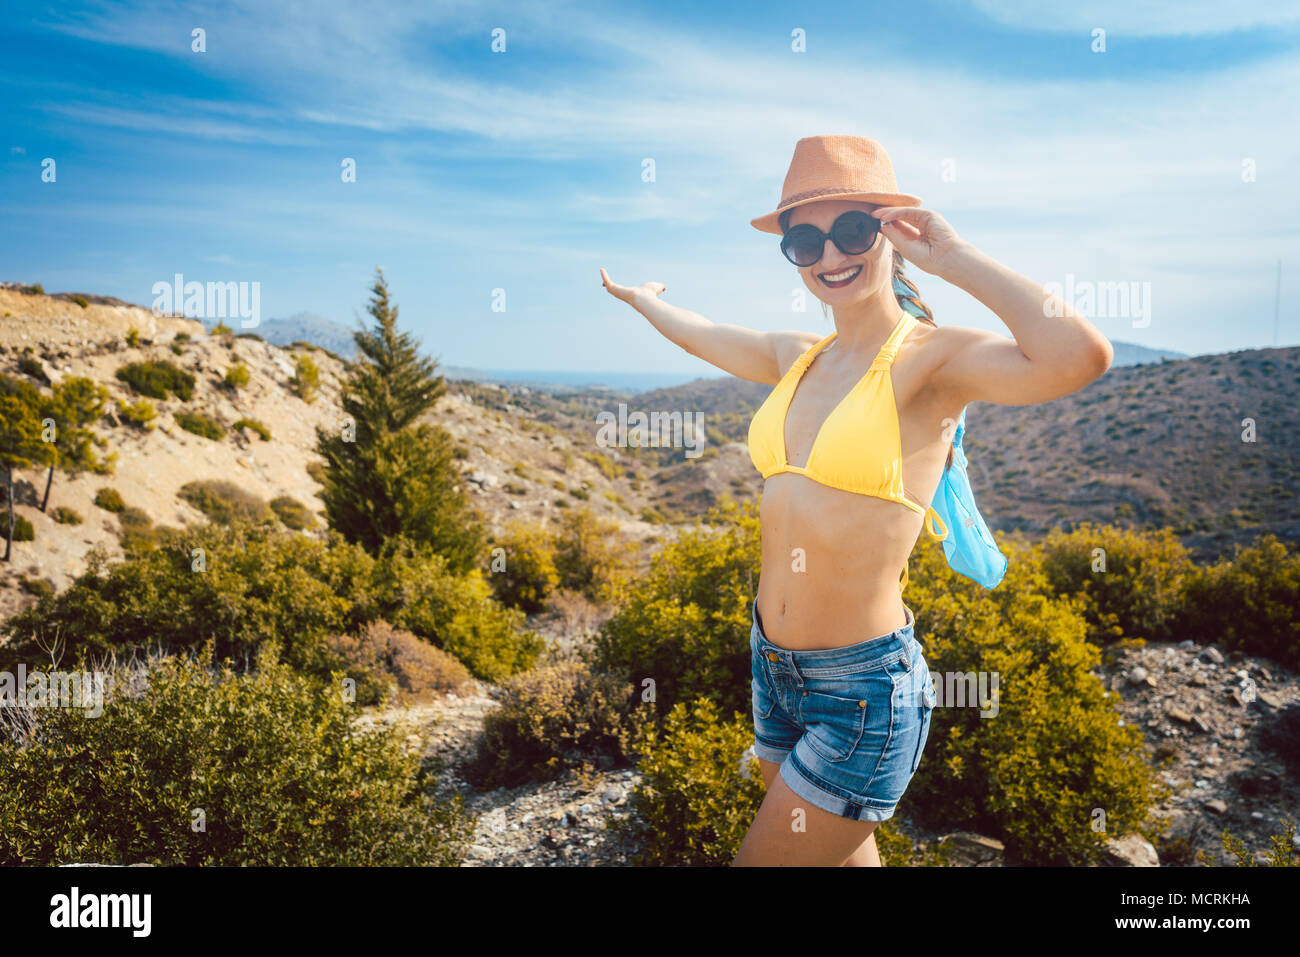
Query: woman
600 135 1113 866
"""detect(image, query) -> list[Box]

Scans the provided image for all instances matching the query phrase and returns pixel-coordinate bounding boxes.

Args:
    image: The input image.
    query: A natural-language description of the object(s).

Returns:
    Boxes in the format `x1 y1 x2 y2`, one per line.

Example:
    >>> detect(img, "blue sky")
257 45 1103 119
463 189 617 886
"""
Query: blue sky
3 0 1299 375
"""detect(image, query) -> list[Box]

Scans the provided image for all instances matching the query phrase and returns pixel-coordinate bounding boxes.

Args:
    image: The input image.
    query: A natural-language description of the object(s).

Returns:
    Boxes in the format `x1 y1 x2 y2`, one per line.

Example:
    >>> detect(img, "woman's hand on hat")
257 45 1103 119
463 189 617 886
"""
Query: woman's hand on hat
600 268 666 306
873 207 966 278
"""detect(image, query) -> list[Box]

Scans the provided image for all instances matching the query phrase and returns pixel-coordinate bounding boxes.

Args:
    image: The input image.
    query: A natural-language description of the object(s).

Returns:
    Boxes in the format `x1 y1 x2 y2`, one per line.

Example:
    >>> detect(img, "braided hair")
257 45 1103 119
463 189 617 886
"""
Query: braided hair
780 207 955 472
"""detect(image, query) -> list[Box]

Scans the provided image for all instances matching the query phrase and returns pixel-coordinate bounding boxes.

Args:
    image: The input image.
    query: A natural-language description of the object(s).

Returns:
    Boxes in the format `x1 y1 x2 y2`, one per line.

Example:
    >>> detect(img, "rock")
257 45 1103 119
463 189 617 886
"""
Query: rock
1177 639 1197 651
1201 647 1225 665
600 787 623 806
1204 799 1228 814
1127 667 1149 685
937 832 1004 866
1103 833 1160 867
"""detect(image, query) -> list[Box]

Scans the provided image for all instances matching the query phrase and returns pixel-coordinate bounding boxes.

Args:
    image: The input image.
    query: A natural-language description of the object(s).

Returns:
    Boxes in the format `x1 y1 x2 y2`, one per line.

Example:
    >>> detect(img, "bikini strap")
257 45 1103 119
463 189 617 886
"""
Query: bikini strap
870 314 916 371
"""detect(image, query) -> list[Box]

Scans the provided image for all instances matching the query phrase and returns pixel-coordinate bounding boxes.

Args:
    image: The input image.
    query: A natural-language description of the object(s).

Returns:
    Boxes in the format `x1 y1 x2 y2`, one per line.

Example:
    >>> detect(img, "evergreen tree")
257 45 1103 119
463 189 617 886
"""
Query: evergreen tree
316 269 484 572
0 377 57 562
39 376 112 512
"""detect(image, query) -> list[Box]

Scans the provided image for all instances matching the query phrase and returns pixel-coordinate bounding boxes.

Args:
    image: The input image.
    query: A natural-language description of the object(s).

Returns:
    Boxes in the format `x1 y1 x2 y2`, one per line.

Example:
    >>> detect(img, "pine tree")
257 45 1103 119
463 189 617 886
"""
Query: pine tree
38 376 111 512
0 377 57 562
316 269 484 572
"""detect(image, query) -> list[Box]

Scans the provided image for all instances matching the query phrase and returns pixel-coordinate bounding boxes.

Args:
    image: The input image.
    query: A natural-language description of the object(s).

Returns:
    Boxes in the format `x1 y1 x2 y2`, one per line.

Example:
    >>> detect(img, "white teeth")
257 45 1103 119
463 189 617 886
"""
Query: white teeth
820 266 861 282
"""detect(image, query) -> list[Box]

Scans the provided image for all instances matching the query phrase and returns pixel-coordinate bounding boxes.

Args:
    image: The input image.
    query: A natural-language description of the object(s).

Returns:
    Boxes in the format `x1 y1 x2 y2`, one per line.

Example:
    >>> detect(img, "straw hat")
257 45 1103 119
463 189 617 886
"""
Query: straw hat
750 135 922 235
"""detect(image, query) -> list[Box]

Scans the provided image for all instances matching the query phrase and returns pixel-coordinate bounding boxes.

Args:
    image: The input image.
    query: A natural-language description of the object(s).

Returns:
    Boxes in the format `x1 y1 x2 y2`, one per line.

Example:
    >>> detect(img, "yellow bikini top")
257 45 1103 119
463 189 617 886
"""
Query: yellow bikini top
747 312 949 594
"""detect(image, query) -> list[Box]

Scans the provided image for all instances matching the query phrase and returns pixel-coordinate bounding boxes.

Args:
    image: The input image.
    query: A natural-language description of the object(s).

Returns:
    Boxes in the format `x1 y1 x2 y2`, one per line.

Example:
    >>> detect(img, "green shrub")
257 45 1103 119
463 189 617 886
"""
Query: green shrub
126 327 139 347
119 398 157 429
896 538 1163 865
270 494 316 530
224 363 250 389
234 417 271 441
608 696 766 866
116 506 166 555
52 506 82 525
1171 534 1300 670
175 332 191 344
324 619 472 707
463 660 634 790
211 320 233 335
18 576 53 597
369 538 545 683
290 354 320 403
176 411 224 440
0 651 474 865
17 355 48 384
0 525 539 688
551 505 633 601
1205 821 1299 867
1036 522 1196 643
178 479 271 525
588 498 758 722
71 296 89 309
115 359 195 400
489 520 560 612
93 487 125 512
13 515 35 542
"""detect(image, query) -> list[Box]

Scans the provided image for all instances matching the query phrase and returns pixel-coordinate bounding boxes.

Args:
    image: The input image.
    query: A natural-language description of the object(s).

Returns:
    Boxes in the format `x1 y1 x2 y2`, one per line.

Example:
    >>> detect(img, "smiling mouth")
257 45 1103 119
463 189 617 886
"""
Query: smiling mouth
818 265 862 287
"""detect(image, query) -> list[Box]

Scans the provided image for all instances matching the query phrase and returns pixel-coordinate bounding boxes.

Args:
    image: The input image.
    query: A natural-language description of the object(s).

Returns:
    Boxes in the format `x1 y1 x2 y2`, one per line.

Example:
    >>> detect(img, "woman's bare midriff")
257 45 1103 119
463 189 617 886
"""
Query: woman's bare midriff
754 474 926 650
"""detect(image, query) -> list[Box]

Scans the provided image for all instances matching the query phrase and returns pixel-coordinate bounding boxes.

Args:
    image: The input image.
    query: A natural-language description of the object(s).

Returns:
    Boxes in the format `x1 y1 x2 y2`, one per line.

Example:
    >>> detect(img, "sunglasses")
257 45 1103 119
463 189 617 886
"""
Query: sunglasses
780 209 882 267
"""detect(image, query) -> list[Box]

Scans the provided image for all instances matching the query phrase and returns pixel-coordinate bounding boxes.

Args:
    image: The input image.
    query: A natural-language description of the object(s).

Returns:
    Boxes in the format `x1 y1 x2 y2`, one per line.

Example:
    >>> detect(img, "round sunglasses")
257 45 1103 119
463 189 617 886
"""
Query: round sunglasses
780 209 882 267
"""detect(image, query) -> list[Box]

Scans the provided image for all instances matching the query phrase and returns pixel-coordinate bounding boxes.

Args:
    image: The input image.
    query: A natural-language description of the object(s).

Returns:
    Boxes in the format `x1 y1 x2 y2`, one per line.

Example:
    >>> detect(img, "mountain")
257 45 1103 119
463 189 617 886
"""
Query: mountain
224 312 361 360
1110 340 1188 366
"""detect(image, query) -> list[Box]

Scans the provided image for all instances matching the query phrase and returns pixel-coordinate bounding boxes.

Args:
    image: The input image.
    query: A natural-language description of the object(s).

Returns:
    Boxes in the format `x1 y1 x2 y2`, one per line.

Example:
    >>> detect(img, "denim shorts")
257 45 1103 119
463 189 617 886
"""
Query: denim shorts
750 595 937 822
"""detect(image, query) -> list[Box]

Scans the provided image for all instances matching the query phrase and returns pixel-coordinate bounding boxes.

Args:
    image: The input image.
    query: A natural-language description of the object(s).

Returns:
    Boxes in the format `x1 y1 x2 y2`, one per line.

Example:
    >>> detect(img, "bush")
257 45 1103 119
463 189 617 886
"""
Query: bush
17 355 48 384
175 332 191 344
588 498 758 722
178 479 271 525
116 506 166 555
234 417 271 441
119 398 157 429
462 660 634 790
270 494 316 530
52 506 82 525
551 505 633 601
176 411 225 440
18 576 53 597
1171 534 1300 670
93 487 125 512
12 515 35 542
71 296 89 308
324 619 472 707
0 525 541 688
369 538 545 683
211 321 233 335
0 651 474 865
224 363 250 389
608 696 766 866
1036 522 1196 643
894 538 1162 865
126 327 140 347
489 520 560 612
291 354 320 403
115 360 195 401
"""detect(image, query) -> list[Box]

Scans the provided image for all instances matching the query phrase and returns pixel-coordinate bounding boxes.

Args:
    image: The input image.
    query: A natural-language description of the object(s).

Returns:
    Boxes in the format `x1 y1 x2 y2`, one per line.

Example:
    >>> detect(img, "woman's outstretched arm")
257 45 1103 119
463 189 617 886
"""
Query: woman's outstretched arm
601 268 819 385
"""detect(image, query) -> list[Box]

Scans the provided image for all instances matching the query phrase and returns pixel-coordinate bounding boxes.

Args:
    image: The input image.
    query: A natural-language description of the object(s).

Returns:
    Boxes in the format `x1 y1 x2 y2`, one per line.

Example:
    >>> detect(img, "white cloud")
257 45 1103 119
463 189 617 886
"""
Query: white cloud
967 0 1300 36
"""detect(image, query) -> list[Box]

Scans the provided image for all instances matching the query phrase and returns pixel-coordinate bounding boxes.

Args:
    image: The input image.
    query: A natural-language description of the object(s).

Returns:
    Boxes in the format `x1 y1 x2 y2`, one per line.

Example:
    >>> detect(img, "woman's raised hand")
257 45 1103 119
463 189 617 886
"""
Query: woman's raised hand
600 268 665 306
872 207 968 277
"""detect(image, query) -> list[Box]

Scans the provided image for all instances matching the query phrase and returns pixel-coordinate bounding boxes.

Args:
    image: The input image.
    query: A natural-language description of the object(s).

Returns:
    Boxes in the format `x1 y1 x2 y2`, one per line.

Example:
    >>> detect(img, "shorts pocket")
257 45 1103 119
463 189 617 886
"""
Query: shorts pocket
751 649 779 720
909 676 937 774
798 689 871 764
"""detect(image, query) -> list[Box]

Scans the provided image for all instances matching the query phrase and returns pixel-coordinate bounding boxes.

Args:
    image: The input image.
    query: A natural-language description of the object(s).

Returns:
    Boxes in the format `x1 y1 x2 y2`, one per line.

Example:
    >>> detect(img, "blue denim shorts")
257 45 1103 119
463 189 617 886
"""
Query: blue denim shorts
750 596 937 822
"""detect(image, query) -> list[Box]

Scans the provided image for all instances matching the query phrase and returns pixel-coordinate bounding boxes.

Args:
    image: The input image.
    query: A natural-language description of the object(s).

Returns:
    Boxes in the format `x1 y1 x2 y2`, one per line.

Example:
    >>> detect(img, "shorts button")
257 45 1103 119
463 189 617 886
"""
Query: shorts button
858 701 866 708
767 652 779 662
